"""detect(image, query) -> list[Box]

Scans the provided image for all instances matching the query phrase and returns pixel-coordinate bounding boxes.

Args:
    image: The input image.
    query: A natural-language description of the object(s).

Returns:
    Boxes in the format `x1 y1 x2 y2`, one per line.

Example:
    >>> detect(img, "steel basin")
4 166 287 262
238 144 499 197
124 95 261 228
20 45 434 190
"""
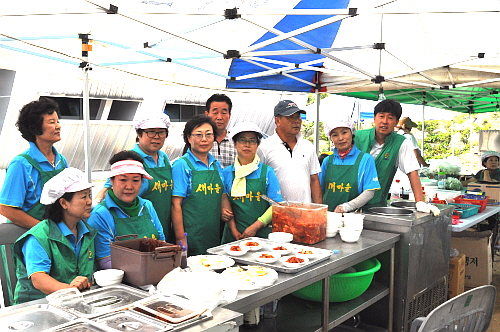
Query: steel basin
390 201 417 209
368 207 414 216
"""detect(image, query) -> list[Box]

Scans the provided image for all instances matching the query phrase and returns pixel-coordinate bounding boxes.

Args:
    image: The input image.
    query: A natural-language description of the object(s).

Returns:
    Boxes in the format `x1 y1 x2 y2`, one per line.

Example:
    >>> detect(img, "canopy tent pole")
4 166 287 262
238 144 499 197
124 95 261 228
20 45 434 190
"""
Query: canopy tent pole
315 88 320 154
421 103 425 159
80 34 92 182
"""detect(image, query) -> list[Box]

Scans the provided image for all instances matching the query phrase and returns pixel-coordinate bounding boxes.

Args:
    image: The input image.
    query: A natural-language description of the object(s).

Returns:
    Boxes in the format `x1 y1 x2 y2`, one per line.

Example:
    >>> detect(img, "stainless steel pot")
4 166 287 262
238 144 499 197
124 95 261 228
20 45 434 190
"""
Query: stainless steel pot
368 207 414 216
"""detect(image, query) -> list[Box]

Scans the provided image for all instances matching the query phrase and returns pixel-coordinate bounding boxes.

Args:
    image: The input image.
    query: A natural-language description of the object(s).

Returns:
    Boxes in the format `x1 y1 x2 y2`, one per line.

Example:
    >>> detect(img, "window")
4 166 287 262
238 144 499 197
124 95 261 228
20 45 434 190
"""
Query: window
164 103 206 122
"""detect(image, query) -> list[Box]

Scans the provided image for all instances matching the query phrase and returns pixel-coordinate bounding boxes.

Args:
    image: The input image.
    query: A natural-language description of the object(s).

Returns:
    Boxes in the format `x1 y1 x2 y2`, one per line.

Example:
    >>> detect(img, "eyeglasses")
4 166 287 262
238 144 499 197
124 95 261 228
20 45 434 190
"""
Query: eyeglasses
190 133 214 140
144 130 167 138
236 138 258 145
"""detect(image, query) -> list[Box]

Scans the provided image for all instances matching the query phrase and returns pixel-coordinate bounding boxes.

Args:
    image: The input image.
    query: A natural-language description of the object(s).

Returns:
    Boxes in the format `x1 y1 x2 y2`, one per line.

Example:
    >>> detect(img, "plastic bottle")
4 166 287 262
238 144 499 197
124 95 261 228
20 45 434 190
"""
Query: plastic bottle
437 172 446 189
422 186 429 202
391 179 401 200
432 193 440 204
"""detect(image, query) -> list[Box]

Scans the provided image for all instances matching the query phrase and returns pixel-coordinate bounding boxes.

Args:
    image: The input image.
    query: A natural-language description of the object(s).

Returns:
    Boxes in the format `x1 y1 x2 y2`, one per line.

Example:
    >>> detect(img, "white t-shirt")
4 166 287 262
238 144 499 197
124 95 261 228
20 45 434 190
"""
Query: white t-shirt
258 132 321 203
369 137 420 175
397 129 419 150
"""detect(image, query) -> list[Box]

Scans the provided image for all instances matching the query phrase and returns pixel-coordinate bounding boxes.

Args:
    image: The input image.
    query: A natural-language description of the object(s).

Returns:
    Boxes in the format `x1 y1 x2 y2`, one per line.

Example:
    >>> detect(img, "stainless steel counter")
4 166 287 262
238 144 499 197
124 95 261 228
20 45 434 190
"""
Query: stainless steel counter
223 229 400 332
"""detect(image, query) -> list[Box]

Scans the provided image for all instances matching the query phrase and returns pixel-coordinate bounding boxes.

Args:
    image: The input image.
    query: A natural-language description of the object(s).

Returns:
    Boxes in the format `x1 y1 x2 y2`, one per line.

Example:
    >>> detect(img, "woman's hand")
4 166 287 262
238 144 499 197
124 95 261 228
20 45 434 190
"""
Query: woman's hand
241 221 263 239
334 205 346 213
69 276 92 290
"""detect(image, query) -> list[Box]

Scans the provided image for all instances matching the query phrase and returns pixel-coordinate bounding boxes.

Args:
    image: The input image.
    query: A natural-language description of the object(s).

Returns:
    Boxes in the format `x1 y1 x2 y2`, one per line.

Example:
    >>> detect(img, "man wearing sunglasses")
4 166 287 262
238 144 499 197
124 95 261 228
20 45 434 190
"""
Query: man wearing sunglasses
94 113 175 242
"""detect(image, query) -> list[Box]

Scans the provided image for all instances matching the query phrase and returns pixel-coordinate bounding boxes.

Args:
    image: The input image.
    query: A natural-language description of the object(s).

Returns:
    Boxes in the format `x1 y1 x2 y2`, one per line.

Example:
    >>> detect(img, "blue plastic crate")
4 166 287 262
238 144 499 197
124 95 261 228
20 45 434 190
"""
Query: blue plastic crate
448 203 480 219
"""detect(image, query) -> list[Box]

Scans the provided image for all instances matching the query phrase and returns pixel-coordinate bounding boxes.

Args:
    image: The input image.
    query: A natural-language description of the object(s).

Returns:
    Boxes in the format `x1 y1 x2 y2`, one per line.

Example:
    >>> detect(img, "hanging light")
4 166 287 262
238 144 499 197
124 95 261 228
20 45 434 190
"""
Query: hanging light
378 85 386 101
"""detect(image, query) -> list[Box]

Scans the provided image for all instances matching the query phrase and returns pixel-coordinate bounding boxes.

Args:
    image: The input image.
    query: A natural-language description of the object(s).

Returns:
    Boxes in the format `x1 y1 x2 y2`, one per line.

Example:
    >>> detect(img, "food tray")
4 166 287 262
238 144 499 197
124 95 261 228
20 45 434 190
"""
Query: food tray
0 304 77 332
453 195 489 213
448 203 480 219
55 284 150 318
93 310 173 332
46 318 119 332
207 237 332 273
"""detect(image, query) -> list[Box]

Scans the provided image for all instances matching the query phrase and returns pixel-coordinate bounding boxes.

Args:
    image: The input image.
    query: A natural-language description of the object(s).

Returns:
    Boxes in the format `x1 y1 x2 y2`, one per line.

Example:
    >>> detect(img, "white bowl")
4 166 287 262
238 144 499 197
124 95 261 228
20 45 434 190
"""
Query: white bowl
252 252 281 263
93 269 124 287
267 244 292 255
279 256 309 268
240 240 263 251
326 230 338 238
268 232 293 243
339 228 362 243
293 248 318 259
224 244 250 256
343 213 365 230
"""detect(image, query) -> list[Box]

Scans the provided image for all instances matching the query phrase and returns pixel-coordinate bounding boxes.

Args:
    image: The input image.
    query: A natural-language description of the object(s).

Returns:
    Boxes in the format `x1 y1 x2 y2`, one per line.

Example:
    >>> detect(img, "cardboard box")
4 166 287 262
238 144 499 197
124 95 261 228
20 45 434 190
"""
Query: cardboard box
448 254 465 298
467 182 500 205
451 231 492 288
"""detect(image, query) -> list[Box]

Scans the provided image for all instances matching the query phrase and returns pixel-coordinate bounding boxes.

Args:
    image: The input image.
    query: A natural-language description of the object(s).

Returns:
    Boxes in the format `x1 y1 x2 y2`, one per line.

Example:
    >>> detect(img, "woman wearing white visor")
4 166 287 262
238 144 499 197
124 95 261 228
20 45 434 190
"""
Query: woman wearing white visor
88 151 165 270
13 168 96 304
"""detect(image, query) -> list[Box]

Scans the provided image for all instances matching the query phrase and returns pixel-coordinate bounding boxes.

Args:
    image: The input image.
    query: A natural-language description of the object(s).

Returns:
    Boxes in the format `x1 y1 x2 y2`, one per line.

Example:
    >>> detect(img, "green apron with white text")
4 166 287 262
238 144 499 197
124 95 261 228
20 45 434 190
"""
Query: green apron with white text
355 128 405 207
181 157 223 256
323 153 362 212
141 156 173 243
101 201 160 240
221 164 271 244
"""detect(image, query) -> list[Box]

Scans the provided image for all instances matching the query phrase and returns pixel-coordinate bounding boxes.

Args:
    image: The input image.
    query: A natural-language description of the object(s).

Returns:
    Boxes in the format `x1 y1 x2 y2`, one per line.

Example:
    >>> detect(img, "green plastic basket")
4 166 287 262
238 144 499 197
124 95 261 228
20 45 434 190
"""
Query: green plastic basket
292 257 381 302
448 203 480 218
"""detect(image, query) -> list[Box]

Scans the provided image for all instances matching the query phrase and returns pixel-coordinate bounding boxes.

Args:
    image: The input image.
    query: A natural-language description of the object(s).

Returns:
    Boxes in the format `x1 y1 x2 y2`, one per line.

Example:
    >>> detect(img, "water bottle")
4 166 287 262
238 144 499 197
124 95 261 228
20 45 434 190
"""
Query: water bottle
437 172 446 189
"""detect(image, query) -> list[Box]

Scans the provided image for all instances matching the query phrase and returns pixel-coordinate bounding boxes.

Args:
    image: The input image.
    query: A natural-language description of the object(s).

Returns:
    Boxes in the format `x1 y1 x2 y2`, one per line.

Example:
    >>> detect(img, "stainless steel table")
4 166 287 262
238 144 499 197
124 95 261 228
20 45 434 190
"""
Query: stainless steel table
223 229 400 332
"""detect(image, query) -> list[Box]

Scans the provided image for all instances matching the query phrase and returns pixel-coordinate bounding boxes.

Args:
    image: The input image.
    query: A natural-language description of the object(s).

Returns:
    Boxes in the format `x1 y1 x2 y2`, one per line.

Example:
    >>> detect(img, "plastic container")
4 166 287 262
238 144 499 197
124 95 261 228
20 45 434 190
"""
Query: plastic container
272 202 328 244
437 172 446 189
292 258 381 302
453 195 489 213
110 235 181 286
448 203 480 219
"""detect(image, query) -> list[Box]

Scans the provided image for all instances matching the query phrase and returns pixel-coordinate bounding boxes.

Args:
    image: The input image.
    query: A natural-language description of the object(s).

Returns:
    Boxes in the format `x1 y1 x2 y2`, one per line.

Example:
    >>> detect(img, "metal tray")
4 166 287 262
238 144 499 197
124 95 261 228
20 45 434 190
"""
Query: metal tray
94 310 173 332
0 304 77 332
207 237 332 273
47 318 119 332
56 284 150 318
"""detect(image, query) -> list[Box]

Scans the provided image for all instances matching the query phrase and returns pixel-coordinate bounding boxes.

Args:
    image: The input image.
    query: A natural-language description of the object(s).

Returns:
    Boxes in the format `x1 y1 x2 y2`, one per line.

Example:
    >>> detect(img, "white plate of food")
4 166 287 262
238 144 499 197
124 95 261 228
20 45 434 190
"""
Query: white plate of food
293 248 319 259
240 240 263 251
224 244 250 256
267 243 292 255
252 252 280 263
279 256 309 268
187 255 235 271
221 265 278 290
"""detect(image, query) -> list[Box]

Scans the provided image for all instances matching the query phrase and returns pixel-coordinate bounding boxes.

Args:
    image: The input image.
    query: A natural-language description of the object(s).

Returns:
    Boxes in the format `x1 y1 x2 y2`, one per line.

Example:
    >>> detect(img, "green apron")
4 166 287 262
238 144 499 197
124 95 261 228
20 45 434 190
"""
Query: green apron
102 201 160 240
17 154 67 221
13 219 96 304
181 157 223 256
355 128 405 207
221 164 271 244
141 156 174 243
323 152 363 212
2 154 66 305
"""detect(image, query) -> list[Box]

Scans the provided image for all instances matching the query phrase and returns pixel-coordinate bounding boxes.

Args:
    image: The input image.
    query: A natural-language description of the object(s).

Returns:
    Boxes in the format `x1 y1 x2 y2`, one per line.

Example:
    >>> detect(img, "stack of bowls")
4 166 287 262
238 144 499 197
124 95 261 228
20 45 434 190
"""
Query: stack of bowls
326 212 342 237
338 213 364 243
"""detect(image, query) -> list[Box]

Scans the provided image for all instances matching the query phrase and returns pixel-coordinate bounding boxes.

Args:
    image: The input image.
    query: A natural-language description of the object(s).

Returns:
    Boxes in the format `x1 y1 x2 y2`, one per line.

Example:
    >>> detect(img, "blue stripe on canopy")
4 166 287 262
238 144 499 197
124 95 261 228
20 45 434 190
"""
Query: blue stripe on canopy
227 0 349 92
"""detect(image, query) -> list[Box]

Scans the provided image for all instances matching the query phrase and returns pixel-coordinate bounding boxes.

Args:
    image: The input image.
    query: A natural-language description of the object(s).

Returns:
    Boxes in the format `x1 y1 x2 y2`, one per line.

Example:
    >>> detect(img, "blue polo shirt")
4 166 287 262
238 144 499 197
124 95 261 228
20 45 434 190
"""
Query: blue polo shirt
222 163 283 203
87 193 165 259
0 142 67 211
172 149 225 200
319 145 380 194
103 143 171 195
22 220 90 277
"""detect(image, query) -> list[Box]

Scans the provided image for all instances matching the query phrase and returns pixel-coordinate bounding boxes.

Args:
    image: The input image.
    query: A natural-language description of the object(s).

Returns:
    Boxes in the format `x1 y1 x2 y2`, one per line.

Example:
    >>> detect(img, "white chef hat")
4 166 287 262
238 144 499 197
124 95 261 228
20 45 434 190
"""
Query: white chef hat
228 121 267 141
133 113 171 130
40 168 94 205
323 117 355 138
481 150 500 163
109 160 153 180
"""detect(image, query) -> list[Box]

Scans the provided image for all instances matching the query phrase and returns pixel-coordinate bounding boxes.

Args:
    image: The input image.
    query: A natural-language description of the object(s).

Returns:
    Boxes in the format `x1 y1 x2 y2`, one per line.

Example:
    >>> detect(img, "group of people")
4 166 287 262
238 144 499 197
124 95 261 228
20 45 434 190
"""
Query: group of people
1 94 443 304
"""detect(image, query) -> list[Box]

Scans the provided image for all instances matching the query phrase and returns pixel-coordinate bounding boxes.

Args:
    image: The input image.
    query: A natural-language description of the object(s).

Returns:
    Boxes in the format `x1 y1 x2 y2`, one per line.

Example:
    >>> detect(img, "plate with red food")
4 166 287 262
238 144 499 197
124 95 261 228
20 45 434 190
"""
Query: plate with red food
240 240 263 251
267 244 292 255
293 248 319 259
224 243 250 256
279 256 309 268
252 252 281 263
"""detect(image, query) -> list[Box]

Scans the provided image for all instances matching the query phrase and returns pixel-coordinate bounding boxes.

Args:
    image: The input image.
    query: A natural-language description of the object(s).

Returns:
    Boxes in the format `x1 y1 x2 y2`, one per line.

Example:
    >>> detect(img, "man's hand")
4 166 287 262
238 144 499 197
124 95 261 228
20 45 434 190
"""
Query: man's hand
416 201 440 216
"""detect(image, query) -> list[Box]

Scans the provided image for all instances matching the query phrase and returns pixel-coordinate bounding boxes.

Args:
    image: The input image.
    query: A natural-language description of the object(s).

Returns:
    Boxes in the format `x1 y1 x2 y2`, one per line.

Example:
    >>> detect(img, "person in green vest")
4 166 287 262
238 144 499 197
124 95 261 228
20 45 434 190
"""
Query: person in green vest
0 97 68 228
171 115 225 256
94 113 174 243
13 168 96 304
354 99 440 215
319 118 380 213
88 151 165 269
220 122 283 244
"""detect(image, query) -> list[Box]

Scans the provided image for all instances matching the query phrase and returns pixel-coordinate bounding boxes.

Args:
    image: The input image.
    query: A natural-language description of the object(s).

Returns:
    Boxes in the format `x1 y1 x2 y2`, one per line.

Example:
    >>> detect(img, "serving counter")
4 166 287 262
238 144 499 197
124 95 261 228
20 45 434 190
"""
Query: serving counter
223 229 400 332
